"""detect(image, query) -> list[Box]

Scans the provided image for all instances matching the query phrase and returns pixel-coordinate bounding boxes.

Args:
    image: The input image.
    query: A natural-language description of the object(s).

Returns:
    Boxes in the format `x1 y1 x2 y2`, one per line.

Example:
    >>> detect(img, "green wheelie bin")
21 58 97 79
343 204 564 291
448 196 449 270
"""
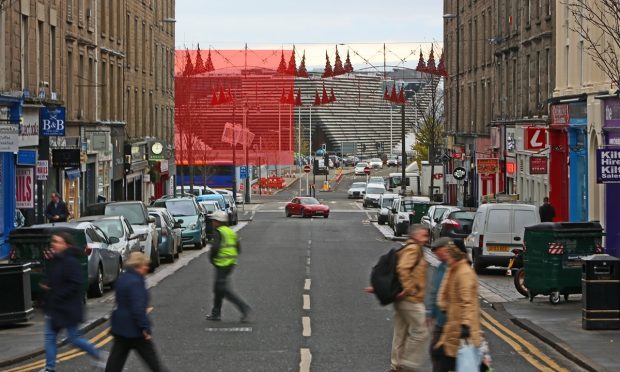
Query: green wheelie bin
523 222 604 305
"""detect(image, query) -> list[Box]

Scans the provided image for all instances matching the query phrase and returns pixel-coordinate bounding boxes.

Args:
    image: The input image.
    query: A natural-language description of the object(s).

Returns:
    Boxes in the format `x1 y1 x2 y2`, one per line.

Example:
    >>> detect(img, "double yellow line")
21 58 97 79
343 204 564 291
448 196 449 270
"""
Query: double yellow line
5 308 153 372
481 309 567 372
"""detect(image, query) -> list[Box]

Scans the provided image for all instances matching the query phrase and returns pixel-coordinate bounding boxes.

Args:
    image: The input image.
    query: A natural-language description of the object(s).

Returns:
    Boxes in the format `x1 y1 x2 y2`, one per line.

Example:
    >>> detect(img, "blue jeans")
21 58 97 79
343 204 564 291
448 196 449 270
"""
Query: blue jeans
44 317 99 370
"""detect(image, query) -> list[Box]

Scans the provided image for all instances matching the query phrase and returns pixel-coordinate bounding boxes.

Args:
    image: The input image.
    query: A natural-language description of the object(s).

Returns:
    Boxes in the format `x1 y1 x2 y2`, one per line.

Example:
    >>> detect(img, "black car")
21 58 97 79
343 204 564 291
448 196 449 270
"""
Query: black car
434 210 476 243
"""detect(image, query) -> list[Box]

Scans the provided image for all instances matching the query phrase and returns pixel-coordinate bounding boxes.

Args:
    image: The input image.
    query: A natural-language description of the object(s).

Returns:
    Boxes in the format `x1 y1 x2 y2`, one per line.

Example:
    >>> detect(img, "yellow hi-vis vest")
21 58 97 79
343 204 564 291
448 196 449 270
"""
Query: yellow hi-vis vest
214 226 238 267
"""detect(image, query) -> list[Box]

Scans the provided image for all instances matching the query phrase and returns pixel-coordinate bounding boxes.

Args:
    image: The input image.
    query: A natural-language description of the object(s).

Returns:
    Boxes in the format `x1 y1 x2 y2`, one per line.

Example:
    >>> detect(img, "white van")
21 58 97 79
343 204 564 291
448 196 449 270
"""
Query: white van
465 203 540 273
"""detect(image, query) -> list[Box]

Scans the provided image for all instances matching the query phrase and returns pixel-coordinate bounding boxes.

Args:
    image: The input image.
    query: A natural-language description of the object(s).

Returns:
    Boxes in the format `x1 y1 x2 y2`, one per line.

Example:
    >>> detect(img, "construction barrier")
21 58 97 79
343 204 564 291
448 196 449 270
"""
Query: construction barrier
259 177 285 190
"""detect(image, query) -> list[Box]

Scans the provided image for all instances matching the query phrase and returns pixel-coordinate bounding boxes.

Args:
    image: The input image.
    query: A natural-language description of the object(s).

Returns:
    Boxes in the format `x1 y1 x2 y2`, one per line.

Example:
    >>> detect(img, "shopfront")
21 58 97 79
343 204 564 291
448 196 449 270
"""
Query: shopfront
125 141 148 201
603 98 620 257
549 103 570 222
567 101 589 222
52 148 81 220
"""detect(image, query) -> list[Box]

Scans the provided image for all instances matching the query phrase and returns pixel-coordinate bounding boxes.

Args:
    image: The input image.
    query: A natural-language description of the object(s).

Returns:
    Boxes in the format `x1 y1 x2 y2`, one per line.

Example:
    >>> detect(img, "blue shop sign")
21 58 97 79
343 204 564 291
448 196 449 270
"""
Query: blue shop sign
17 149 37 166
596 148 620 183
40 107 66 136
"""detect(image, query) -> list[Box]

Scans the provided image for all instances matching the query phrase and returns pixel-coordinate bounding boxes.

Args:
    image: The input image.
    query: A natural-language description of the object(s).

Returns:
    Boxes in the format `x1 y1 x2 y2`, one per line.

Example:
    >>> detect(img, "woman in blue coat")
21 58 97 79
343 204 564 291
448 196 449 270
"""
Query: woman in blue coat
40 232 107 372
105 252 163 372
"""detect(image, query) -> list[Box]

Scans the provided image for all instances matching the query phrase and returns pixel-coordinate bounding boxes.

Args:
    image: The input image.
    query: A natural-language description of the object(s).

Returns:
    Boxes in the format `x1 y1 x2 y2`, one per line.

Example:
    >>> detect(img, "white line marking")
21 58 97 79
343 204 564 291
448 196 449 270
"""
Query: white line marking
306 257 311 266
300 348 312 372
308 239 312 245
304 279 311 291
302 316 311 336
303 294 311 310
205 327 253 332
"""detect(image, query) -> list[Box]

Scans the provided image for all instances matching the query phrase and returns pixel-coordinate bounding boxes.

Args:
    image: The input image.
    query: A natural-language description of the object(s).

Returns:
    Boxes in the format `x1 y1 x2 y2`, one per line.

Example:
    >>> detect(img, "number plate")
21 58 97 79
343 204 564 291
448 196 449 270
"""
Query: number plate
487 245 509 252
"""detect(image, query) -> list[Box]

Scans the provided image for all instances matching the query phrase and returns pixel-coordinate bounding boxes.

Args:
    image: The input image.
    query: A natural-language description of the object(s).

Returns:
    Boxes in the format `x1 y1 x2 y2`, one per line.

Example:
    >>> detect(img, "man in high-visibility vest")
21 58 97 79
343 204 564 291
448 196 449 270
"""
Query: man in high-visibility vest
206 211 251 322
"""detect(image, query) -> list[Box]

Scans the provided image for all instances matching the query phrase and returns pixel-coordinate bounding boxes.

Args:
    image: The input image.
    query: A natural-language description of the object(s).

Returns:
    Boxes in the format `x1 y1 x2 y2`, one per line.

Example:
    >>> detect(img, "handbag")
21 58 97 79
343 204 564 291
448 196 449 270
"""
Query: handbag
456 339 481 372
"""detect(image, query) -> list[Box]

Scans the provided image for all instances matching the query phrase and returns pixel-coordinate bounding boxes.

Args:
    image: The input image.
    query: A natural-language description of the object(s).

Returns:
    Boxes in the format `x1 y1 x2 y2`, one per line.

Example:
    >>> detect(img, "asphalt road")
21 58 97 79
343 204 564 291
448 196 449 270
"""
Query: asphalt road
6 167 585 372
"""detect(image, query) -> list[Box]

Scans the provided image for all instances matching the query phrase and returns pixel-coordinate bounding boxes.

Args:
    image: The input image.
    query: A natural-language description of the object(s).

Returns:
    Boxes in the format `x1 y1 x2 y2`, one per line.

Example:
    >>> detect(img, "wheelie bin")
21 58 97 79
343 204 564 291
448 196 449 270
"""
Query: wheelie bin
0 263 34 325
523 222 604 305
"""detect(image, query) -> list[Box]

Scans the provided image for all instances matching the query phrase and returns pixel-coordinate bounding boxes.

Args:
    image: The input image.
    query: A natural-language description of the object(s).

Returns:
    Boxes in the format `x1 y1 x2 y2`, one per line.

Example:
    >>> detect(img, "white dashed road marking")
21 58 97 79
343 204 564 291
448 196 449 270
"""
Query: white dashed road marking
300 348 312 372
303 294 311 310
304 279 311 291
302 316 312 337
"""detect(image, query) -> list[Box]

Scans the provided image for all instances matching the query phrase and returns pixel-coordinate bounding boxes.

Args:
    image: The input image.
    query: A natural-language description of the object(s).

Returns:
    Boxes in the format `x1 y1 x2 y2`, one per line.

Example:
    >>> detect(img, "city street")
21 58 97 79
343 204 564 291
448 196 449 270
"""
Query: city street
2 170 586 372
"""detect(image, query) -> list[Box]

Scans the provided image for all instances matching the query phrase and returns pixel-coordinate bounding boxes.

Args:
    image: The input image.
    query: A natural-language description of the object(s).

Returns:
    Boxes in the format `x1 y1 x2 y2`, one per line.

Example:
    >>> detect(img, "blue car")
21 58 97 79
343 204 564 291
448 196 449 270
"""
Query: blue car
152 197 207 250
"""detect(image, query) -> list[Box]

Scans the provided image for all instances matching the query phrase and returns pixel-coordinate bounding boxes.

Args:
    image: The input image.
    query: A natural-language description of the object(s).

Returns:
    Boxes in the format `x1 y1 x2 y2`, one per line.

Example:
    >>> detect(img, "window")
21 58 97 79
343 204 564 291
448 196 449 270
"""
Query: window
134 18 139 69
67 51 73 114
142 22 146 71
579 40 585 85
433 208 449 221
78 54 84 118
536 51 541 108
486 209 510 233
99 0 106 35
37 21 44 87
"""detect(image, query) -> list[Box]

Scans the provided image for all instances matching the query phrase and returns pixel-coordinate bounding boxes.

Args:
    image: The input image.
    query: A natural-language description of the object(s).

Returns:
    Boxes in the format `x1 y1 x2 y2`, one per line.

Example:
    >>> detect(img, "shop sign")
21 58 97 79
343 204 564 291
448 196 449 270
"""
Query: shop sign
150 141 165 160
551 104 569 126
19 110 39 147
40 107 66 136
524 127 547 151
37 160 49 180
16 168 34 208
0 124 19 152
17 149 37 166
52 149 81 167
596 148 620 183
476 158 499 174
530 156 548 174
160 160 169 173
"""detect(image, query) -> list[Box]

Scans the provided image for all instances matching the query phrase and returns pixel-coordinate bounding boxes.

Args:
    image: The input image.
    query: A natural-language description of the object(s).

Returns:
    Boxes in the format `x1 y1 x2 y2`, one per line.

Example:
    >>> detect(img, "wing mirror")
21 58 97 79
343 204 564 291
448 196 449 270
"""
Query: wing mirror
176 219 184 224
391 208 397 213
108 236 120 244
148 216 156 223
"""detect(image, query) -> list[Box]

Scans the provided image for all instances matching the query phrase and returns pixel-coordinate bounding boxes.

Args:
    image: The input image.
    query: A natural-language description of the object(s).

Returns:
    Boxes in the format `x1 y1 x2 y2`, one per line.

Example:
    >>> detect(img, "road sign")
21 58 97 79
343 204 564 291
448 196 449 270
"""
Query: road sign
453 167 467 180
240 166 248 180
525 127 547 151
364 167 371 175
303 165 311 173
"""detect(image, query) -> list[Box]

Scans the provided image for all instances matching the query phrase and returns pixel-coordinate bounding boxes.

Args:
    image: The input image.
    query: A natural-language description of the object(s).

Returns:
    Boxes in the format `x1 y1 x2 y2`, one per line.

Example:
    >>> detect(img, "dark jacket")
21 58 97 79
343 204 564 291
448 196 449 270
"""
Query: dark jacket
43 249 85 330
539 203 555 222
111 268 152 338
427 262 447 328
45 200 69 222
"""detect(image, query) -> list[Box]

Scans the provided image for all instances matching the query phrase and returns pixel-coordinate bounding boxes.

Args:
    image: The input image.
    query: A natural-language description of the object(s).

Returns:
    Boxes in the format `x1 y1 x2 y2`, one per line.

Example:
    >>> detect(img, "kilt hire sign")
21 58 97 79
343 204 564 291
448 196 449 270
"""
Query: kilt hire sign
596 149 620 183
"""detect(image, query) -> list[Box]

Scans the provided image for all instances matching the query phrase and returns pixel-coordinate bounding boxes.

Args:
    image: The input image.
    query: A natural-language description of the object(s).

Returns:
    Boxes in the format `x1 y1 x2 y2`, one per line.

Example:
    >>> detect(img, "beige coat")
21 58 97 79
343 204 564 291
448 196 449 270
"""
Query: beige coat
435 259 481 357
396 240 428 304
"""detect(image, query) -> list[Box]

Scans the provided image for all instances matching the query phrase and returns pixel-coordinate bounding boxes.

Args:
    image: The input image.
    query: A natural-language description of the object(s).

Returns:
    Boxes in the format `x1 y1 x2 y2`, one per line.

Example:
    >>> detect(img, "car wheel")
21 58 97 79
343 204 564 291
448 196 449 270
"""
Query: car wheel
300 208 306 218
88 265 104 298
472 251 485 274
514 268 529 298
285 208 291 217
549 291 561 305
148 248 159 273
324 214 329 219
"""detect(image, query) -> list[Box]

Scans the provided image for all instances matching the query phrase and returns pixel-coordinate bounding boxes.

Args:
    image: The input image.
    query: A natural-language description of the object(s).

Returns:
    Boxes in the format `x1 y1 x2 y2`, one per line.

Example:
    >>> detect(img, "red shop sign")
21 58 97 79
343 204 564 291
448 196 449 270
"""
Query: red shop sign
530 156 548 174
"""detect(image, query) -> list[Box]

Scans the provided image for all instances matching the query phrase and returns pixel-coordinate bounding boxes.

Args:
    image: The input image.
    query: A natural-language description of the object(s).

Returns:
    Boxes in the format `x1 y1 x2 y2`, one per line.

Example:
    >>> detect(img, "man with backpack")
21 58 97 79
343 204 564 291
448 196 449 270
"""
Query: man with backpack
390 224 430 372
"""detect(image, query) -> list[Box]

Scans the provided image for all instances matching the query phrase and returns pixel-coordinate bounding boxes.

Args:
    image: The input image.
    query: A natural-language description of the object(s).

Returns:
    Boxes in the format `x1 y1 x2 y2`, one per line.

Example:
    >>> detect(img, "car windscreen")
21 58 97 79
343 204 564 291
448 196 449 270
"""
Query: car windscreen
355 163 367 167
165 200 198 217
451 211 476 221
400 200 415 212
200 203 218 212
105 204 146 225
301 198 320 205
93 220 125 238
381 198 394 208
370 158 381 162
351 182 366 188
366 187 385 194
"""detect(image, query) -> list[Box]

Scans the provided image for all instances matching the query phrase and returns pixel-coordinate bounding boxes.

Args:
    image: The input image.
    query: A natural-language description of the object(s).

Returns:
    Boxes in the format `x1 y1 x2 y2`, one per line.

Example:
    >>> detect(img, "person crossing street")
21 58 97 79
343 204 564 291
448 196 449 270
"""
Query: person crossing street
206 211 251 322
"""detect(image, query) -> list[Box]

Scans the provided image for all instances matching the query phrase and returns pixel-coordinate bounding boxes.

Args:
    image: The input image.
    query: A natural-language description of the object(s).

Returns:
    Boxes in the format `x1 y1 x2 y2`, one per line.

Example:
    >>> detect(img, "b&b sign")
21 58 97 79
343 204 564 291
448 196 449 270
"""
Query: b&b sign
40 107 66 136
596 149 620 183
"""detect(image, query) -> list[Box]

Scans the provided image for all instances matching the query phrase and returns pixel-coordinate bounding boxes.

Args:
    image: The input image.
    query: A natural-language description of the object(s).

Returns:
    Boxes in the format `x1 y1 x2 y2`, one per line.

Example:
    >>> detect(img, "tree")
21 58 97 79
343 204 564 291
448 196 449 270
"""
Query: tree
566 0 620 89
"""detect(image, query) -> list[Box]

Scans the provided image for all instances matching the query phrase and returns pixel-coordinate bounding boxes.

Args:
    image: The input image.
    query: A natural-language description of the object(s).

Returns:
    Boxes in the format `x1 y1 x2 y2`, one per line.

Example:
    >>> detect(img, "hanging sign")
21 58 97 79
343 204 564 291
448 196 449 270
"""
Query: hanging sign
529 156 548 175
37 160 49 180
0 124 19 152
16 168 34 208
40 107 66 136
19 110 39 146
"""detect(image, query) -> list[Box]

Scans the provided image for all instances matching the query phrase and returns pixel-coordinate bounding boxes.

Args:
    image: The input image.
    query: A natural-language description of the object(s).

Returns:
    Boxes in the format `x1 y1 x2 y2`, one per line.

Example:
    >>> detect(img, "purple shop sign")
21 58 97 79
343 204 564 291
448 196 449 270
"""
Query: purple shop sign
604 99 620 128
596 148 620 183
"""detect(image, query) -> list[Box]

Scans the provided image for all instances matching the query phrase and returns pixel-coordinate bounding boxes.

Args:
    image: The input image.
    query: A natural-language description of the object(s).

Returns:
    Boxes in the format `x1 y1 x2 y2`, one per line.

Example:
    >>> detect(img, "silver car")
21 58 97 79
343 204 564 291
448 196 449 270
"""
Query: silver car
78 216 140 266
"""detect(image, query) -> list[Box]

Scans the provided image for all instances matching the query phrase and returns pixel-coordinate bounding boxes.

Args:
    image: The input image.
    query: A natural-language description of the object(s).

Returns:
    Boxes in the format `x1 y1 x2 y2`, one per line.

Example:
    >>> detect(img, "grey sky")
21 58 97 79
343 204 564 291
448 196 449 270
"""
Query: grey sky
175 1 444 69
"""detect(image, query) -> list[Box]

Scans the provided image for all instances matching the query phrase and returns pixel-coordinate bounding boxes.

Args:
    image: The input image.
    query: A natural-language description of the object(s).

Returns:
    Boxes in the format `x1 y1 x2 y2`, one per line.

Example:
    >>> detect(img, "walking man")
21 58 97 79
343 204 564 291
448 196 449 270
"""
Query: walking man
390 224 429 372
539 197 555 222
205 211 251 322
45 192 69 222
106 252 164 372
427 237 452 372
40 232 107 372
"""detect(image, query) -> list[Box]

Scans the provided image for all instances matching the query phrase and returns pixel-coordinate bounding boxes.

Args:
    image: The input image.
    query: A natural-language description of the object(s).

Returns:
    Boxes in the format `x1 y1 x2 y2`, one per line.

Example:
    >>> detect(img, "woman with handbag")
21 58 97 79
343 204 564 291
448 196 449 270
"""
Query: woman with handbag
433 244 481 371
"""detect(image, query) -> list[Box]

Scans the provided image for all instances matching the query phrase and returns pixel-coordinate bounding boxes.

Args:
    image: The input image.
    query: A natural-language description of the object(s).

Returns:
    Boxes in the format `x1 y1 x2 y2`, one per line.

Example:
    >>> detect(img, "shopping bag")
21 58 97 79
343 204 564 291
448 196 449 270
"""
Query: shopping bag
456 340 481 372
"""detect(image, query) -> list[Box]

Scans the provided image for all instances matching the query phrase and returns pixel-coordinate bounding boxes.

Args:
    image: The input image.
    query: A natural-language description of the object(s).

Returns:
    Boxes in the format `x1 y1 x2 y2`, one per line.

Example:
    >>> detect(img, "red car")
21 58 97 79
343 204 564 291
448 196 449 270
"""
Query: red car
285 197 330 218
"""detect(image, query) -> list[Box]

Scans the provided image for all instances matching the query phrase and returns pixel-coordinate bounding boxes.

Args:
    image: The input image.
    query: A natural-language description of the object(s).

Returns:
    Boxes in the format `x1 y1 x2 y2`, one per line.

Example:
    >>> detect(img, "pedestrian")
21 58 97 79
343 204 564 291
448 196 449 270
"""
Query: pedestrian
39 232 107 372
539 196 555 222
433 241 481 370
205 210 251 322
45 192 69 223
427 237 453 372
390 224 429 372
105 252 164 372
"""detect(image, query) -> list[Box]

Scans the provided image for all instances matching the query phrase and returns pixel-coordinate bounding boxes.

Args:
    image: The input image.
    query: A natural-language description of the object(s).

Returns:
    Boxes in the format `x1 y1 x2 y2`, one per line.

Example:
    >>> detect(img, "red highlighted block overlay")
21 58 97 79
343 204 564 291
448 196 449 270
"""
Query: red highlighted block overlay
175 49 295 167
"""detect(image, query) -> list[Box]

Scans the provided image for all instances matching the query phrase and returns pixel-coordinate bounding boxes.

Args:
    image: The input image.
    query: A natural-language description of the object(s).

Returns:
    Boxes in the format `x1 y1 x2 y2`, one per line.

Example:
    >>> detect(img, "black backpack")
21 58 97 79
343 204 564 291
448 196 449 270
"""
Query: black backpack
370 244 419 306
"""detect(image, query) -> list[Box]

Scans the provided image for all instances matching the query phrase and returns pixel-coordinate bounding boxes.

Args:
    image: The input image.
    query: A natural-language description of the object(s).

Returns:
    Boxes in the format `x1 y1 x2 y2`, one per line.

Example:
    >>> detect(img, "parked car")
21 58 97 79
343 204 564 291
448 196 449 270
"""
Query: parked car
421 205 459 242
9 223 122 298
433 209 476 244
390 197 431 237
199 200 222 215
465 203 540 273
152 197 208 250
367 176 384 186
175 185 217 197
222 195 239 225
213 188 244 204
285 197 330 218
148 208 181 263
343 156 360 166
354 162 368 175
77 215 140 267
347 182 367 199
363 184 386 208
387 155 399 167
368 158 384 169
377 194 398 225
195 193 227 211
